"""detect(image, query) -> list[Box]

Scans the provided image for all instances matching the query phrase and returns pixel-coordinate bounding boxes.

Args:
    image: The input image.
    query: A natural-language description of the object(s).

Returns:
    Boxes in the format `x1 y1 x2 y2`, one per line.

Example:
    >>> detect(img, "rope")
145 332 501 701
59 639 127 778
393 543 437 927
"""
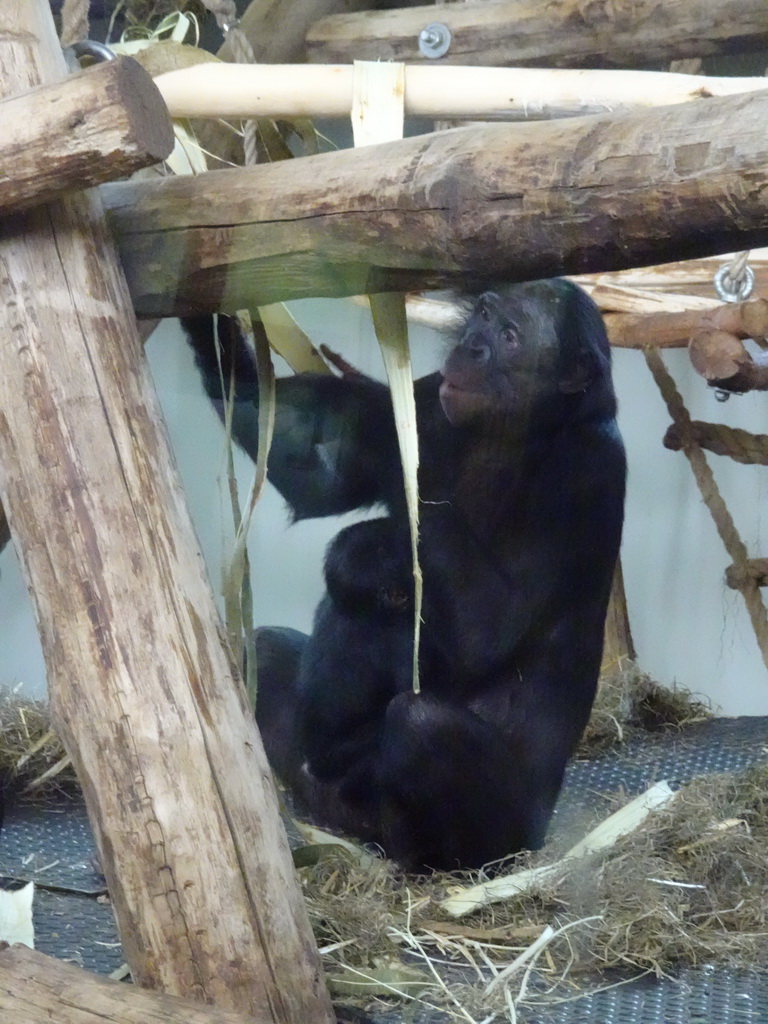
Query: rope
644 347 768 669
199 0 258 165
59 0 90 48
715 250 754 303
723 251 752 293
664 420 768 466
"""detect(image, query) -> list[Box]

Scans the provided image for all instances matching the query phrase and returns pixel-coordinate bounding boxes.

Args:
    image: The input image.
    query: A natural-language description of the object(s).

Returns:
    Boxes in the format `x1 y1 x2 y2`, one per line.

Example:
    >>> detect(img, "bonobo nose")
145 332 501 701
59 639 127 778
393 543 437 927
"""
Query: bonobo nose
469 340 491 364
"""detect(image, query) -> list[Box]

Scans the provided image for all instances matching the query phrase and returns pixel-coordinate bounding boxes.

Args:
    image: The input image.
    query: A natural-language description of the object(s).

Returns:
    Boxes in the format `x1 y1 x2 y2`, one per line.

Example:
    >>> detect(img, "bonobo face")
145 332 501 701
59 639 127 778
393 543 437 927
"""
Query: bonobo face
439 281 572 427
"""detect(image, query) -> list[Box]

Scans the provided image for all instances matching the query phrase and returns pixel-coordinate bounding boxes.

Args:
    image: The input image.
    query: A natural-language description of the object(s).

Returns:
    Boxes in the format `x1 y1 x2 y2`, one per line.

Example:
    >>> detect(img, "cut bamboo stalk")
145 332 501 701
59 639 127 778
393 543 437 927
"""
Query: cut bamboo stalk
441 781 676 917
352 61 423 695
153 63 768 122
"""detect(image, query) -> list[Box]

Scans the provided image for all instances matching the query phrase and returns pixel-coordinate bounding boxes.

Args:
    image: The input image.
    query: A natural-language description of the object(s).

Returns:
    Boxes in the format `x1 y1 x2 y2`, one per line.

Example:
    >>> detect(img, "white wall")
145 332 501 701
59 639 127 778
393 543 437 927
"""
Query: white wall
1 300 767 715
614 345 768 714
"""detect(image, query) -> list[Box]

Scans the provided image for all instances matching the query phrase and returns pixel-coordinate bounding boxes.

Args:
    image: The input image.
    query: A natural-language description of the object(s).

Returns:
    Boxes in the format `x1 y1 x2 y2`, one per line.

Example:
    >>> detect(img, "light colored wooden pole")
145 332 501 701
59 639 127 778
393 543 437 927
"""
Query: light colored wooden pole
153 62 768 122
0 3 332 1021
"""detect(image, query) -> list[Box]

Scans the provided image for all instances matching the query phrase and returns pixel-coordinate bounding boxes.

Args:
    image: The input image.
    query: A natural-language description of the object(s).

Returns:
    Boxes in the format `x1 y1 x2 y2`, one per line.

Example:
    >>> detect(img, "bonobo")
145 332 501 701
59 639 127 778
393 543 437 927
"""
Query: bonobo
183 279 626 871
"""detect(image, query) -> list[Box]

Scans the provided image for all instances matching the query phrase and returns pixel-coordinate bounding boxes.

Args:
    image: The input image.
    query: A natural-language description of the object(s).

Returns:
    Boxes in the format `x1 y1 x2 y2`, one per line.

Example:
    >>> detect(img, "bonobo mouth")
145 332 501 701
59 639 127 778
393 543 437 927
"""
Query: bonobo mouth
439 373 490 425
438 375 464 396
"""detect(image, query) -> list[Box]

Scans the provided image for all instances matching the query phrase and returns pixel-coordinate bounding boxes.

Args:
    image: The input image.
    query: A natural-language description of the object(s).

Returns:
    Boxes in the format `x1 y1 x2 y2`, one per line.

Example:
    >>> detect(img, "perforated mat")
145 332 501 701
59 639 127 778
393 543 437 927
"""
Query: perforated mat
1 716 767 1021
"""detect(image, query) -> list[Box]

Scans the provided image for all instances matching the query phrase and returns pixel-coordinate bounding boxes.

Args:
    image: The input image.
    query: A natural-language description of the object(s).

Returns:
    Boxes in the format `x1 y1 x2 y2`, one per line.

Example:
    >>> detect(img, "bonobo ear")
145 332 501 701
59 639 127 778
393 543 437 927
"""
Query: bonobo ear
555 280 611 395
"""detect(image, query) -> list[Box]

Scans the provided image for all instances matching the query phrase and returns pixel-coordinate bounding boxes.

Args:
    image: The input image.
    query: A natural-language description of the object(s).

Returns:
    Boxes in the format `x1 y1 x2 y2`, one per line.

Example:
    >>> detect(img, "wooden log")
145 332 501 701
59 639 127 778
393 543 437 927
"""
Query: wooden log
306 0 768 67
573 250 768 303
153 62 768 122
0 56 173 214
0 3 332 1021
688 331 768 392
606 309 724 350
0 944 265 1024
101 88 768 315
603 562 636 666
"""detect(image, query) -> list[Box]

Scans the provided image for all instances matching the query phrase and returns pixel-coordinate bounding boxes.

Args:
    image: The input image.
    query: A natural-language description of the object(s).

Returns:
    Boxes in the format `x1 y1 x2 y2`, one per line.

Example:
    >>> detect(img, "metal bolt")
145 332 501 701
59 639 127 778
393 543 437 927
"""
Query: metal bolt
714 263 755 303
418 22 452 59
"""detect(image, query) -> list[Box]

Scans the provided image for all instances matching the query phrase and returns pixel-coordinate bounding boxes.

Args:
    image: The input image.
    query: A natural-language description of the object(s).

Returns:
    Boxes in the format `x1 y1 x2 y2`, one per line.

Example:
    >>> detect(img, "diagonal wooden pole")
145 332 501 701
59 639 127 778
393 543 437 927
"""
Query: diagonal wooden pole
0 3 332 1020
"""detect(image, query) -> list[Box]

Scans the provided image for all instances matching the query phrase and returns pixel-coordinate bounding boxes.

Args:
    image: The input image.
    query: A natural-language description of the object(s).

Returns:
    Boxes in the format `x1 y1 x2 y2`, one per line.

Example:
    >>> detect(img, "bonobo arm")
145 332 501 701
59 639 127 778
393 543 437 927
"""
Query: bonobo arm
182 315 400 519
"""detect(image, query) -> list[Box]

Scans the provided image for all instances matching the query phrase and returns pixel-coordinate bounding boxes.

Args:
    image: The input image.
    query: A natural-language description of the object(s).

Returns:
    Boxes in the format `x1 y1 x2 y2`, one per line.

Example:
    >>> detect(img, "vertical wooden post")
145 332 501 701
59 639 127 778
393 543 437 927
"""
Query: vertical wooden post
603 561 636 666
0 3 333 1021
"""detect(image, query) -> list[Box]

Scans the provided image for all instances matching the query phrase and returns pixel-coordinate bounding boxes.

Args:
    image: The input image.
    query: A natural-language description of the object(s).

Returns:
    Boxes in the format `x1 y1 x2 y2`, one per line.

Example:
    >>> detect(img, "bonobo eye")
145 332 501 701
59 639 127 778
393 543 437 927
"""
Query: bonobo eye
500 326 519 349
478 298 491 321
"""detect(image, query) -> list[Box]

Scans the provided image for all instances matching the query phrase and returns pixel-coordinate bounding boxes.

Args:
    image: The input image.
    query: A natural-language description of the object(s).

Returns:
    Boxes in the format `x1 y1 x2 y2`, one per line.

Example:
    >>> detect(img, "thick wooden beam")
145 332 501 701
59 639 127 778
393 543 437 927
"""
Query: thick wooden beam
0 945 265 1024
306 0 768 67
0 3 332 1021
101 89 768 315
0 56 172 214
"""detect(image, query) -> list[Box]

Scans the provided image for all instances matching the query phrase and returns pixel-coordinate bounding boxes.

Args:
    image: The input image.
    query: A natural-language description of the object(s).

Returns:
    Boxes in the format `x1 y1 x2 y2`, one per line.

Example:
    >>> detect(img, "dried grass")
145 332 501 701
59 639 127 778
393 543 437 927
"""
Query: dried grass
0 672 759 1020
110 0 206 33
301 766 768 1018
0 689 77 799
0 659 702 803
579 658 711 756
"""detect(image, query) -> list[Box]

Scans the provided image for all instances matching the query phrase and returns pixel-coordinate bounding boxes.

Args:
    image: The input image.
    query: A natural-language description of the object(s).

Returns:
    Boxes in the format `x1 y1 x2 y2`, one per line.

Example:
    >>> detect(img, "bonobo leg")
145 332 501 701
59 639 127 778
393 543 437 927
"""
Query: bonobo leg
378 692 557 872
253 626 308 792
253 625 382 842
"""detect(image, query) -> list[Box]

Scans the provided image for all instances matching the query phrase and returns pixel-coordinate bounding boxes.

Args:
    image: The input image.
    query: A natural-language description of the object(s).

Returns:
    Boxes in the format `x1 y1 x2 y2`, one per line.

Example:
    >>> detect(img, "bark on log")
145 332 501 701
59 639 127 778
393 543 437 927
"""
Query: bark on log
0 3 332 1021
306 0 768 67
0 944 266 1024
686 299 768 390
606 310 726 350
101 89 768 315
688 331 768 392
0 56 173 214
603 562 636 666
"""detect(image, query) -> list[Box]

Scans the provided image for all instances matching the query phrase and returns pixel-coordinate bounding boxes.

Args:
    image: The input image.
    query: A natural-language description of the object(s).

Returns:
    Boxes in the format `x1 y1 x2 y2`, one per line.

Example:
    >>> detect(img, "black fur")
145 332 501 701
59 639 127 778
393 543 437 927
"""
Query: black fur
183 279 626 870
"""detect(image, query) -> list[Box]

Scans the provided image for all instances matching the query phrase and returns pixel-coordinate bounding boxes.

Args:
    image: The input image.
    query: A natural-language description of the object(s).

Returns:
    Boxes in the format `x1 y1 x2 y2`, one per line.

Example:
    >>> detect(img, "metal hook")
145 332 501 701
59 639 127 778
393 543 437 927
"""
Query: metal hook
64 39 116 71
714 263 755 303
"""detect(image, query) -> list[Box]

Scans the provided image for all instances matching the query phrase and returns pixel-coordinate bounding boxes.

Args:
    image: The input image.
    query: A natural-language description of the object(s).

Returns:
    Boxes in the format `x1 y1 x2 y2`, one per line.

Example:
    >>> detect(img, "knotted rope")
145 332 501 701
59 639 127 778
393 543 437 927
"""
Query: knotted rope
59 0 89 48
645 347 768 669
